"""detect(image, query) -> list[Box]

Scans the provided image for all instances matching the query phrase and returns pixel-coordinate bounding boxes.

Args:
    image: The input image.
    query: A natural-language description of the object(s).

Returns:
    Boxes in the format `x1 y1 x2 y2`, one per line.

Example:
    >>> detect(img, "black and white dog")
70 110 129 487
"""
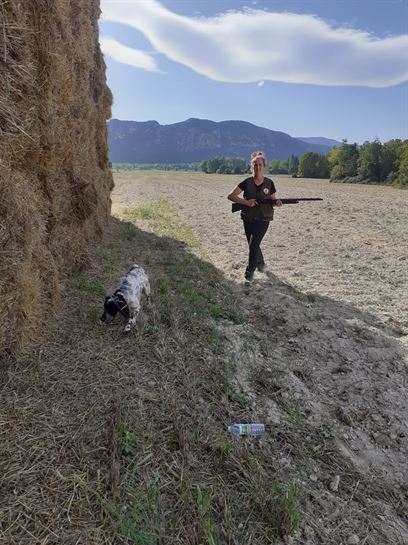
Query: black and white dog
101 264 151 333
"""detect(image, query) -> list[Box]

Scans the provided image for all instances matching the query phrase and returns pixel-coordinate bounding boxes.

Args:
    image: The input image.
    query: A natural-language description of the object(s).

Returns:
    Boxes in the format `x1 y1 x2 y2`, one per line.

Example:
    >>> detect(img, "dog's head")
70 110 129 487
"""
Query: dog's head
100 295 128 323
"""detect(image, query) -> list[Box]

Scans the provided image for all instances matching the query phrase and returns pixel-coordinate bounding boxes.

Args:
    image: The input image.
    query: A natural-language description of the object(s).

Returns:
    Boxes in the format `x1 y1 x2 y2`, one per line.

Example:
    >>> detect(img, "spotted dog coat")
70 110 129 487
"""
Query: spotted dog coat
101 264 150 333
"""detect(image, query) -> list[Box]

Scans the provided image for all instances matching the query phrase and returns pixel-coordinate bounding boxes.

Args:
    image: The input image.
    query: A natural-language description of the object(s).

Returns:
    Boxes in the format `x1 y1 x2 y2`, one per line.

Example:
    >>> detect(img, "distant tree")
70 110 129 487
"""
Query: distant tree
327 146 341 170
330 141 359 181
381 139 403 182
395 140 408 187
200 156 247 174
207 157 223 173
268 159 288 174
287 154 299 175
298 152 330 178
357 138 382 182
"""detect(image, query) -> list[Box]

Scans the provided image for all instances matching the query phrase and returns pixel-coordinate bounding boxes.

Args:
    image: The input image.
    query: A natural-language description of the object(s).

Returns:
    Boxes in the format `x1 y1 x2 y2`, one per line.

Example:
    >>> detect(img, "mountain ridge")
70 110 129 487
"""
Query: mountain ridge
108 118 340 163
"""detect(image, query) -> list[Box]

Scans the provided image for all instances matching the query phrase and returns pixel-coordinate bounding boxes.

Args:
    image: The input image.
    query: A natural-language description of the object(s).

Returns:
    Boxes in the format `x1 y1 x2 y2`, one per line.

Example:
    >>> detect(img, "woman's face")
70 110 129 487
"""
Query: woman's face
252 157 265 178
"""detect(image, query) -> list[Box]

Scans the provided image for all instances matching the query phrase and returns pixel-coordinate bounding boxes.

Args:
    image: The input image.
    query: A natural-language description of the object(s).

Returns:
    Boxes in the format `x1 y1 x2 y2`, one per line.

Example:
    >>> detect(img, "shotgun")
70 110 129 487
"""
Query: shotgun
231 197 323 213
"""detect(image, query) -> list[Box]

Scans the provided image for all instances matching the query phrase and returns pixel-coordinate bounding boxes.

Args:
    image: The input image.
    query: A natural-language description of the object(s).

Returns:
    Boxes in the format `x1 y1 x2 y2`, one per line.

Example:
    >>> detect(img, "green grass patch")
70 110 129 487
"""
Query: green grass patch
196 486 220 545
119 422 137 456
77 276 105 295
109 470 161 545
288 402 303 425
124 199 245 331
124 198 206 258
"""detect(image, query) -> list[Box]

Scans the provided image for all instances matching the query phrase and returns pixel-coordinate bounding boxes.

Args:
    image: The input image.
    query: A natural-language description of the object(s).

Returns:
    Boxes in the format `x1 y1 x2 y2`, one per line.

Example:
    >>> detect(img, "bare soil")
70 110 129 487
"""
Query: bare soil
112 171 408 544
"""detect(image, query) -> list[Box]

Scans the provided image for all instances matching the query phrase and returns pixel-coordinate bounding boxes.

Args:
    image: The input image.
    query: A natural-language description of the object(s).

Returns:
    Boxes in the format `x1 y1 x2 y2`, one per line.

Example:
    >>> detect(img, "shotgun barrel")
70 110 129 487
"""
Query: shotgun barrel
231 197 323 213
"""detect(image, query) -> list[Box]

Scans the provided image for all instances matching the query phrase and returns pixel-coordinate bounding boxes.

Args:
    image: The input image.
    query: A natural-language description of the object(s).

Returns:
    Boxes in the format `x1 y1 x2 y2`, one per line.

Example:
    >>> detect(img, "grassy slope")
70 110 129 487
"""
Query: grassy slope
1 196 406 545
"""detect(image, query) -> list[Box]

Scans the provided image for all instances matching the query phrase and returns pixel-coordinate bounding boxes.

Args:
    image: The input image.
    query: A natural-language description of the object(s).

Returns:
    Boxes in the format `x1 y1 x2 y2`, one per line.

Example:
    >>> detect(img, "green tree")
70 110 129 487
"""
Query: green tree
381 139 403 182
327 146 341 170
200 156 247 174
357 138 382 182
287 154 299 175
298 152 330 178
395 140 408 187
268 159 288 174
330 141 359 181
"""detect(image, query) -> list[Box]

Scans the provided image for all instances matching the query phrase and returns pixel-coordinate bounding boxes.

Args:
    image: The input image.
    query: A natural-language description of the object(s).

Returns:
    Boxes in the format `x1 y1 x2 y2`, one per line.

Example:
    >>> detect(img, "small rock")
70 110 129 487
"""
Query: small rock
347 535 360 544
329 475 340 491
309 473 318 482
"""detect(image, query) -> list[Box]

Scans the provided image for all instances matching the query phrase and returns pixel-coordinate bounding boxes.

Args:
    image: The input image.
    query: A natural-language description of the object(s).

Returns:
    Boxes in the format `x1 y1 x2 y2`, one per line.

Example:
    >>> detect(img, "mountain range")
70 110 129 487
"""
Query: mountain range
108 118 341 163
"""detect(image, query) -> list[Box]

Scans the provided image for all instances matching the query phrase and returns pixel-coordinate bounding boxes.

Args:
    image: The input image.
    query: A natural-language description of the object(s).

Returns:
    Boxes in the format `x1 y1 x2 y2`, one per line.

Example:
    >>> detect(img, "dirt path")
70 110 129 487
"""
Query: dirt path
112 171 408 544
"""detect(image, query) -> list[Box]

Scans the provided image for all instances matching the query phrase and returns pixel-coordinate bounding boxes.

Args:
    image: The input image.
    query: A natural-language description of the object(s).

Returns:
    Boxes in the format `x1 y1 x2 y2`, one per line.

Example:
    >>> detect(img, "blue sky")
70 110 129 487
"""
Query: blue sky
99 0 408 143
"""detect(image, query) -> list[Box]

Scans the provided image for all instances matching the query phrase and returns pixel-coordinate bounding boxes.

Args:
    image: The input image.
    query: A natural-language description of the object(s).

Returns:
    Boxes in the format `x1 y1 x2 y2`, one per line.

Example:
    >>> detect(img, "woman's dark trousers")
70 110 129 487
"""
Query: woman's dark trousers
243 220 270 277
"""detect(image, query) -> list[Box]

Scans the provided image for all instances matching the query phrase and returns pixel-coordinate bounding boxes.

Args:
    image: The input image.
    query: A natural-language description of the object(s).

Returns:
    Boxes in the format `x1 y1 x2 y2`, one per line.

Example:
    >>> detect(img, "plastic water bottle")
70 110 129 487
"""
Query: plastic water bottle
227 423 265 437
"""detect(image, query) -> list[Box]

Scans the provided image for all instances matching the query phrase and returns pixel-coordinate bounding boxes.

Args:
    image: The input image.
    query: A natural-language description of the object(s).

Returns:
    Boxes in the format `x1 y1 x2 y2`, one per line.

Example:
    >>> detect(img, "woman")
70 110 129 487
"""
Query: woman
227 151 282 281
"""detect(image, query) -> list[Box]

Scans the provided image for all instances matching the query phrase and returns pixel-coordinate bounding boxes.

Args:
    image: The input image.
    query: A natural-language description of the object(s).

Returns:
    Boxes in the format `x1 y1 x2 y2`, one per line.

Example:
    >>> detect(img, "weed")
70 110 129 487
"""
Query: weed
124 222 138 240
87 305 100 322
119 422 137 456
288 403 303 425
224 381 248 407
77 276 105 295
124 204 155 221
282 482 301 532
112 472 161 545
222 441 233 457
208 330 222 354
196 486 219 545
322 423 333 439
265 480 302 535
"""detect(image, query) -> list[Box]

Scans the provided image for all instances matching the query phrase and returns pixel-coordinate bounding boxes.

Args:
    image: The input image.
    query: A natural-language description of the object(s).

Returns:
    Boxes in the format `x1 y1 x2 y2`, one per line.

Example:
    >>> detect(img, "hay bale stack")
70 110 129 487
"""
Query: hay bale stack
0 0 113 354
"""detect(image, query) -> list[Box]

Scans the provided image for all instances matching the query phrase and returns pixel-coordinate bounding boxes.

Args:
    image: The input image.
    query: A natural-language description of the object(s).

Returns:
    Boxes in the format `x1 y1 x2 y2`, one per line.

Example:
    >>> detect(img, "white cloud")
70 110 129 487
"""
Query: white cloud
100 0 408 87
99 36 159 72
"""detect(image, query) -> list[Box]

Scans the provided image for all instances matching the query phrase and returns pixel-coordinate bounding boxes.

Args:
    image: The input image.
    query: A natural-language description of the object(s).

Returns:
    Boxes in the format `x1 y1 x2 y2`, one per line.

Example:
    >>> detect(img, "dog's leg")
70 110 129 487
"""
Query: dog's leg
144 279 151 298
124 304 140 333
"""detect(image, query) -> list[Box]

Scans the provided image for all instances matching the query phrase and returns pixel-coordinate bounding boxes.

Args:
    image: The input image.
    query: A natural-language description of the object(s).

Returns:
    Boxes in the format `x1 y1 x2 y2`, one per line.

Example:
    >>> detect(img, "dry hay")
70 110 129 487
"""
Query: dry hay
0 0 113 354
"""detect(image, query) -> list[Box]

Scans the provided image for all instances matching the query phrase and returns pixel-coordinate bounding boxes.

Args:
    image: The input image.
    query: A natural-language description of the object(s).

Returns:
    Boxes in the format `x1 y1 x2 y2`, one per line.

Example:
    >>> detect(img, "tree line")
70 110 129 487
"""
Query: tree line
200 139 407 187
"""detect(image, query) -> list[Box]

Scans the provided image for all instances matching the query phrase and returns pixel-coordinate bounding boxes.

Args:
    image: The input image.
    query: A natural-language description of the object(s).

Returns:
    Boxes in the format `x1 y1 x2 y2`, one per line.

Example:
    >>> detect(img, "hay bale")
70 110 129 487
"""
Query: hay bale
0 0 113 354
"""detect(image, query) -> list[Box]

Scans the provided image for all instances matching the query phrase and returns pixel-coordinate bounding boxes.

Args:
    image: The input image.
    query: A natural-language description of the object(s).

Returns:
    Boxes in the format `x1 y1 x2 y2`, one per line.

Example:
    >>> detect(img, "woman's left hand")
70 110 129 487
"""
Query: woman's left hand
275 199 283 207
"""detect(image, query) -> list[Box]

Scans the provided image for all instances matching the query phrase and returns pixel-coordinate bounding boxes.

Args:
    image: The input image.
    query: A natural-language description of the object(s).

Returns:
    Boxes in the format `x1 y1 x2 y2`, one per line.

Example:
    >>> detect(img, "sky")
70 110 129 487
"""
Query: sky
99 0 408 144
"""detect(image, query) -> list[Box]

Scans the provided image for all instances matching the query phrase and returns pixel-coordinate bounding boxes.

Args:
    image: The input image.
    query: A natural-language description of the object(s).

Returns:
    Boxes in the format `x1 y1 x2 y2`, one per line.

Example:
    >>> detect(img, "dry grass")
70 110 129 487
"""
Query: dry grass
0 208 303 544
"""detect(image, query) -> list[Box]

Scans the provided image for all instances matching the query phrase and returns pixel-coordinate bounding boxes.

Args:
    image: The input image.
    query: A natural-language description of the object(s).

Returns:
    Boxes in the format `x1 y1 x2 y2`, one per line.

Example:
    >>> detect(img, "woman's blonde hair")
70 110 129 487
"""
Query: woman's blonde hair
250 150 266 167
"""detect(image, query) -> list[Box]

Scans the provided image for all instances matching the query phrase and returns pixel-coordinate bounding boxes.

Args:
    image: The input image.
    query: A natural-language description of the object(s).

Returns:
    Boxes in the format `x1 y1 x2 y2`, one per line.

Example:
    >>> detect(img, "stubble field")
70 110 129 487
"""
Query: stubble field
112 170 408 544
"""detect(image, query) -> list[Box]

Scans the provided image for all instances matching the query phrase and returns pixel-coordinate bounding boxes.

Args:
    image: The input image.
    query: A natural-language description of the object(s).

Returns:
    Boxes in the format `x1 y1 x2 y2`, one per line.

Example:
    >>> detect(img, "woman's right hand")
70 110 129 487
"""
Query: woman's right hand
246 199 258 207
